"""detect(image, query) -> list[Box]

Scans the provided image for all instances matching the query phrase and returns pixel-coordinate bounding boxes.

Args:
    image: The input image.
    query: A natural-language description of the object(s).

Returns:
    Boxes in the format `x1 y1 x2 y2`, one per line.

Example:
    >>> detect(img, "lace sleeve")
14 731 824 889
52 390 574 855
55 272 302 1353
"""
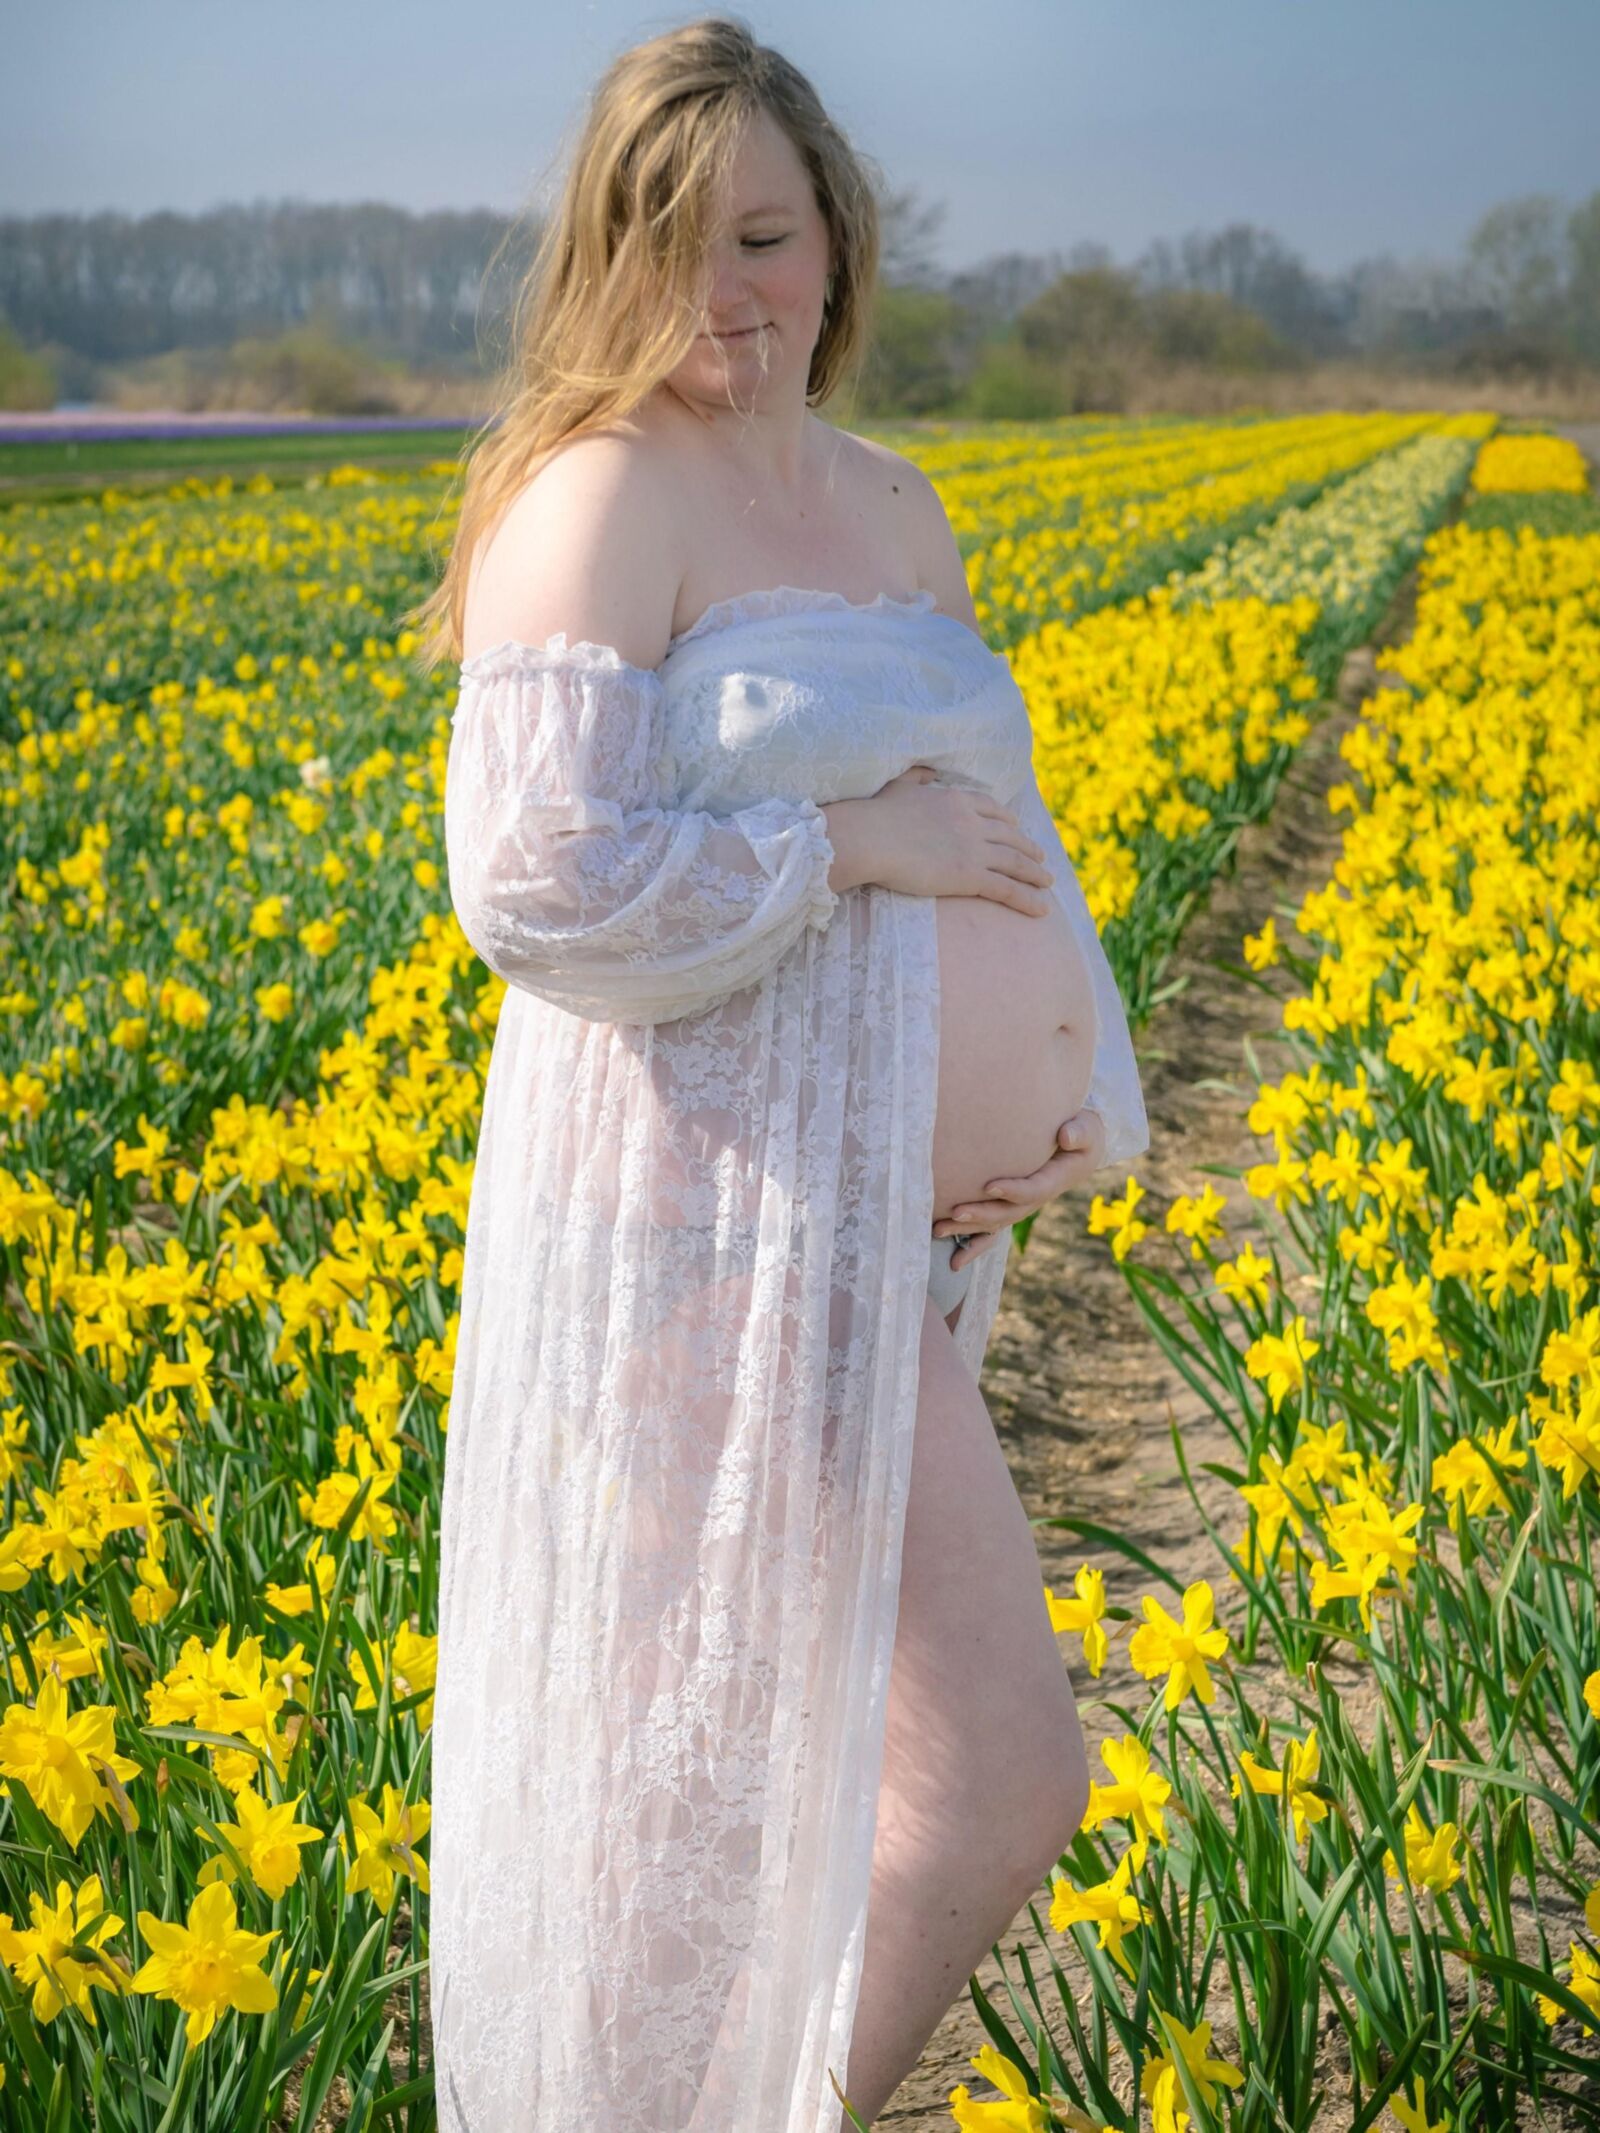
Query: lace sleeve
1010 765 1149 1169
444 637 840 1024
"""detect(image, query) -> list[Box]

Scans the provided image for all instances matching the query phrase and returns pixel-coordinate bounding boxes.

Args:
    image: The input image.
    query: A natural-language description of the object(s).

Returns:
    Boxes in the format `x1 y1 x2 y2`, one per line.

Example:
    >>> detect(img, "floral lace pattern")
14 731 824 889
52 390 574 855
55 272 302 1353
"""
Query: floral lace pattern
432 593 1148 2131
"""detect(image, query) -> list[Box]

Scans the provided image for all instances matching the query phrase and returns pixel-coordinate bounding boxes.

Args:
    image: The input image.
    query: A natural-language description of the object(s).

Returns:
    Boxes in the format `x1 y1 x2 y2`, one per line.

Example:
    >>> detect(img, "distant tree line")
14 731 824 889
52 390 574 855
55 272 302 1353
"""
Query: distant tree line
866 189 1600 415
0 186 1596 414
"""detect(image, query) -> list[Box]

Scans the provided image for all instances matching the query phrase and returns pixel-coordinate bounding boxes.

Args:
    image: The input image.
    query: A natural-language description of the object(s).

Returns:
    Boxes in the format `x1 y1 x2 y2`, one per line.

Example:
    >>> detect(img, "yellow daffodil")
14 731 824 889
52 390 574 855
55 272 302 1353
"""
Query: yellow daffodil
948 2045 1054 2132
1127 1580 1230 1709
1383 1800 1464 1894
341 1784 430 1911
197 1787 324 1901
1387 2073 1449 2133
1049 1850 1152 1978
1233 1727 1329 1844
1140 2010 1244 2133
1080 1734 1171 1871
0 1874 128 2022
1244 1314 1320 1410
1045 1566 1108 1676
131 1880 278 2048
349 1622 438 1729
1535 1941 1600 2035
0 1674 141 1845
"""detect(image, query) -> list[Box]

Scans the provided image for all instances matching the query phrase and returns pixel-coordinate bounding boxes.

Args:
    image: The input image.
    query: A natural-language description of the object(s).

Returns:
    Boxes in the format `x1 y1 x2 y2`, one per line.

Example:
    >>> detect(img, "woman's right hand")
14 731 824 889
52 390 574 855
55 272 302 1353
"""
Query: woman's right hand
841 765 1055 912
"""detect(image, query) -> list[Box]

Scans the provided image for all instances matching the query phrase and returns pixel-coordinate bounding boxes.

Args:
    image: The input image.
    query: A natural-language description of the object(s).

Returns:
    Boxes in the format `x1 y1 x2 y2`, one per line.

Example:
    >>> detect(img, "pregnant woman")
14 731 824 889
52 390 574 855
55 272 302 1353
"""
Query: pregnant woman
418 22 1147 2133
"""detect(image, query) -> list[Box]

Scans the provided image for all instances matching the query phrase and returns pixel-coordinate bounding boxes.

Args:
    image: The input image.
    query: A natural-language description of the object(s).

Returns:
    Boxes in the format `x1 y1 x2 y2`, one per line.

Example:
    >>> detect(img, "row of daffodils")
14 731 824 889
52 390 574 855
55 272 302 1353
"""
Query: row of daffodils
944 409 1444 640
1018 420 1492 1017
0 413 1495 2125
972 436 1598 2133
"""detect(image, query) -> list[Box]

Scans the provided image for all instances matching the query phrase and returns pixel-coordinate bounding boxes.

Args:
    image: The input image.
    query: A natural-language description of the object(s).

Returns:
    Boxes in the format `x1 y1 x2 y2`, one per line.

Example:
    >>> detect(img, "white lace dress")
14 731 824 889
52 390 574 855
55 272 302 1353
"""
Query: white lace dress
431 585 1148 2133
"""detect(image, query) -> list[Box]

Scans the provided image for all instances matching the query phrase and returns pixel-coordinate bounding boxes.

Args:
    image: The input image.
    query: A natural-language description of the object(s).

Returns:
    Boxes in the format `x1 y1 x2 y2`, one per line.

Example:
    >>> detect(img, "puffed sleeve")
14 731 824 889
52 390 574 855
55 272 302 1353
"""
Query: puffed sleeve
1009 765 1150 1169
444 637 840 1025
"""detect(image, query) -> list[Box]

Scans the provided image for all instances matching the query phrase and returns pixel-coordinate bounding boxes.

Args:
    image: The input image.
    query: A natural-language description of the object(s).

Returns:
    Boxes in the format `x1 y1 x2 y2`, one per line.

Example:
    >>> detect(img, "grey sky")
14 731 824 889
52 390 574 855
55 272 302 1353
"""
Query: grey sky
6 0 1595 280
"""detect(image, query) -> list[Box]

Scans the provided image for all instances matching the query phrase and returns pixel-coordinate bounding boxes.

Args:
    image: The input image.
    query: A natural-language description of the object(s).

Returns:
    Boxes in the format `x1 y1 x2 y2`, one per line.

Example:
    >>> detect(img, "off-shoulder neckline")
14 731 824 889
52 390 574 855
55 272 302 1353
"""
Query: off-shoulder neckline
457 582 987 688
459 633 662 686
667 582 939 652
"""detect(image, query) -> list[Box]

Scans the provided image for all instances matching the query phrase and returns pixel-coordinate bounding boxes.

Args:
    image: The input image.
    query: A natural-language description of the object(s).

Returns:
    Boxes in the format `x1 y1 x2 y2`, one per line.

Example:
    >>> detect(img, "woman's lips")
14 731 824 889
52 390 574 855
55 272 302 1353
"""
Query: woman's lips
709 323 769 340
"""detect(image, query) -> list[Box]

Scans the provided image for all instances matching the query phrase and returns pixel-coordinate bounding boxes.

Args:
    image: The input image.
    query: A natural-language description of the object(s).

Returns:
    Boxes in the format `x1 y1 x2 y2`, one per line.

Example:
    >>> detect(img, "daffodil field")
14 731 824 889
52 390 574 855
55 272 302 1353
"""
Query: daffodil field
0 410 1547 2128
986 434 1600 2133
1020 422 1491 1017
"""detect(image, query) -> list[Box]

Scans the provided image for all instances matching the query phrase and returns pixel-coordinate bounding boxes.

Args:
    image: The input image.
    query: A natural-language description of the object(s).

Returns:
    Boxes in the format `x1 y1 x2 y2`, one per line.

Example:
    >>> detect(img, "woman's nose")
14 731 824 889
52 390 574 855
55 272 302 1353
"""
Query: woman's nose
704 251 754 303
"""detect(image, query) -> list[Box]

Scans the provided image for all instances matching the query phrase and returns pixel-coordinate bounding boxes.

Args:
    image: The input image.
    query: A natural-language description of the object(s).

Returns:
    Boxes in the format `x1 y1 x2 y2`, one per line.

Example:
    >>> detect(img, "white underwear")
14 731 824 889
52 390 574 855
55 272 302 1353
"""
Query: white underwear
926 1230 978 1317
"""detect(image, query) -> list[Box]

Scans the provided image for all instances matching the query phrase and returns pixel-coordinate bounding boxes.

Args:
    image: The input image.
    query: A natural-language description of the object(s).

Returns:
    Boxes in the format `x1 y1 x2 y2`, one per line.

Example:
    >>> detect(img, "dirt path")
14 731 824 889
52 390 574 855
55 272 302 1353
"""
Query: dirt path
1555 421 1600 476
878 579 1418 2128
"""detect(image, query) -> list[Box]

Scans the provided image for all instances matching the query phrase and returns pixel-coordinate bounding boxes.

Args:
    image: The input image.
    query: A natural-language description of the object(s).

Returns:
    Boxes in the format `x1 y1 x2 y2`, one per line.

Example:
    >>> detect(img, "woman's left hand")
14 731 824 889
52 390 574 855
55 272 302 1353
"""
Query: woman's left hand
934 1108 1108 1269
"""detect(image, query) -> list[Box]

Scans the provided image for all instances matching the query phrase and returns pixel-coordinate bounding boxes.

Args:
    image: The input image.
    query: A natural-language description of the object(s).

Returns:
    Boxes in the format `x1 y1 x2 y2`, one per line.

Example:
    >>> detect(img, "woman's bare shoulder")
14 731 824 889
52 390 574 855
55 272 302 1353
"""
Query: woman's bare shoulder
462 423 683 671
825 424 974 624
830 422 934 492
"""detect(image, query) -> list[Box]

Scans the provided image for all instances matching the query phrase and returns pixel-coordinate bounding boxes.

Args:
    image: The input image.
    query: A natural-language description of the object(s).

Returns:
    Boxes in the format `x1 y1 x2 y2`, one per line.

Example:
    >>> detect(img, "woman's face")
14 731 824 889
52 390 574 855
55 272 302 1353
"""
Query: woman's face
668 107 833 410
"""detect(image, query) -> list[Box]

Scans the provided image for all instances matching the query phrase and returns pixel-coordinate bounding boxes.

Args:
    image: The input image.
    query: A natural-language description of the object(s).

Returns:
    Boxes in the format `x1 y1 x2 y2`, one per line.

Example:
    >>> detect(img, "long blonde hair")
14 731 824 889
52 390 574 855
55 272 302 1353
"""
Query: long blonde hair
404 14 884 675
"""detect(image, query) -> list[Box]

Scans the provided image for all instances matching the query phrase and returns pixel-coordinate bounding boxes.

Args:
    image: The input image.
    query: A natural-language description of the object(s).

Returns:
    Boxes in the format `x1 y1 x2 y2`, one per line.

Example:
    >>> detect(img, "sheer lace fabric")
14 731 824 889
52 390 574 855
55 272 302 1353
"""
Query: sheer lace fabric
431 586 1148 2132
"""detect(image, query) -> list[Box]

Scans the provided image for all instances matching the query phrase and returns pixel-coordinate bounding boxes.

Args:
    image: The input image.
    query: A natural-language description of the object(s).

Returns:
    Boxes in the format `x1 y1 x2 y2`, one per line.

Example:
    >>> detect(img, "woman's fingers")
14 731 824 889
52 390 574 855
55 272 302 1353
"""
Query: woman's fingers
977 876 1052 915
949 1227 1006 1271
982 1149 1076 1202
979 842 1053 910
933 1204 1010 1236
960 803 1051 909
942 1148 1094 1228
990 1150 1098 1201
985 820 1047 860
985 840 1052 885
937 1194 1035 1231
970 794 1027 825
973 803 1046 855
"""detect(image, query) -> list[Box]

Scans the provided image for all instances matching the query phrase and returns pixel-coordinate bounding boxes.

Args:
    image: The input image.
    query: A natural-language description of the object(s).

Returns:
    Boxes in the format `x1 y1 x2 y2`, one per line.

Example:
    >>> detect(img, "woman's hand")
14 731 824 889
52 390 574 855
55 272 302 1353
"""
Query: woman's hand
827 765 1054 913
934 1108 1108 1269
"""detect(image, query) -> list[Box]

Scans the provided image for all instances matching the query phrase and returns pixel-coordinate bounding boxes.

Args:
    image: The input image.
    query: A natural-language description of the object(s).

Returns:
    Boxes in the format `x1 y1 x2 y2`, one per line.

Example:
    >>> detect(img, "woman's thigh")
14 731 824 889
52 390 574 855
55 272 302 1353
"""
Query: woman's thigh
875 1298 1088 1872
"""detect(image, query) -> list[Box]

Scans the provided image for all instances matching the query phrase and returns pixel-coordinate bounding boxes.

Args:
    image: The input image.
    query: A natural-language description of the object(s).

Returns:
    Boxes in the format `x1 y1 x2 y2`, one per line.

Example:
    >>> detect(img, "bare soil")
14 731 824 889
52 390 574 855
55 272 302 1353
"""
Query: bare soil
1557 422 1600 473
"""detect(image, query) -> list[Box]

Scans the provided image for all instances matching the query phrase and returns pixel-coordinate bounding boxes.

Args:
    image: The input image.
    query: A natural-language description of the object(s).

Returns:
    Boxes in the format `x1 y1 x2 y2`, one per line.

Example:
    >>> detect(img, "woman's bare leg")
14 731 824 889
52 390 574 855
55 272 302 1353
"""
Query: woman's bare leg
833 1297 1091 2130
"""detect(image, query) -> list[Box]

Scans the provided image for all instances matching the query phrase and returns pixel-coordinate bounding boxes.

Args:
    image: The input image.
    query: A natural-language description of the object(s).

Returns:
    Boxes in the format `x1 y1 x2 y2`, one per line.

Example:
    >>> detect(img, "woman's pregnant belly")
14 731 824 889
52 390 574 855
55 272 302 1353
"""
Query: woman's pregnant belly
930 891 1097 1224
